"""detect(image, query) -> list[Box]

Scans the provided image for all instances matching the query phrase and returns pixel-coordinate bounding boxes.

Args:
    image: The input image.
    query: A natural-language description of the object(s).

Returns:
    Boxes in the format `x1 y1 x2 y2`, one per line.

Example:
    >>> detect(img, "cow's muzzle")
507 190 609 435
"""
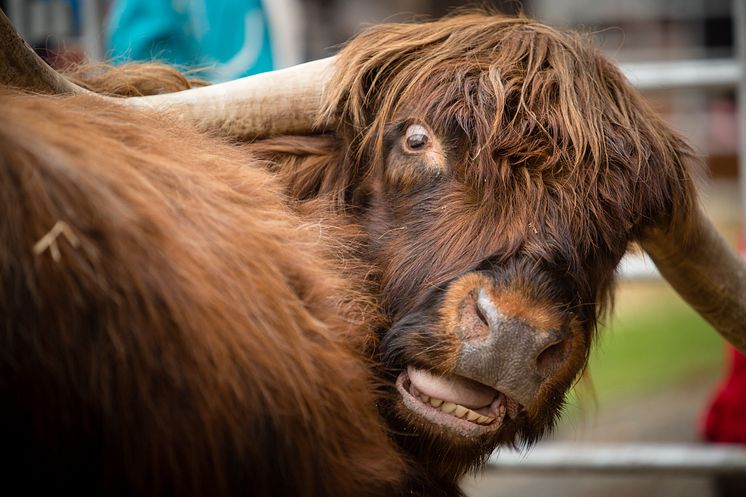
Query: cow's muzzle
433 270 578 411
453 286 571 408
389 270 582 437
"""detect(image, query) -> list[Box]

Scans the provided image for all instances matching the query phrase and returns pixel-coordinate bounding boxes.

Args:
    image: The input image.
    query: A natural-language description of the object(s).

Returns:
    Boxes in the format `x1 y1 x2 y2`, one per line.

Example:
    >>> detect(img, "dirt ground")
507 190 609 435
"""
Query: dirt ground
461 349 723 497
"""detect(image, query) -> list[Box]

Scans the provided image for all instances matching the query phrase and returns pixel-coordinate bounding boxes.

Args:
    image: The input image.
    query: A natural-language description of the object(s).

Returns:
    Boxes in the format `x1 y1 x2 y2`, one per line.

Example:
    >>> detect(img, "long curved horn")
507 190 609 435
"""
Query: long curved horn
642 209 746 354
0 9 333 138
124 57 336 139
0 9 88 95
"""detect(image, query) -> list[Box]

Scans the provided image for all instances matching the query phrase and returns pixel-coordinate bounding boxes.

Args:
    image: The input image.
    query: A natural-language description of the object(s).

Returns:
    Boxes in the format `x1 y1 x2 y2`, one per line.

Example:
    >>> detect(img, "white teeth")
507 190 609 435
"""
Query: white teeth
410 383 499 426
453 405 468 418
414 391 496 425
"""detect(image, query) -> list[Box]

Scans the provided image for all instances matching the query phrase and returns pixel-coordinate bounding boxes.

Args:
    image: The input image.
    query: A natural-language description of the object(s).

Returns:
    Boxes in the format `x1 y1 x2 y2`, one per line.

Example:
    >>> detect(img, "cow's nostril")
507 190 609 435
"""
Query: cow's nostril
474 301 489 328
535 336 569 375
457 289 495 340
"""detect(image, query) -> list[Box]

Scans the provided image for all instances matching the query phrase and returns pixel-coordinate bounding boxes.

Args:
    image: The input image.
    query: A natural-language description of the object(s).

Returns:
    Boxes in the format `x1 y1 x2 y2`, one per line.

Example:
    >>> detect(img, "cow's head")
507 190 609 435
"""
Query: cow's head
317 15 702 471
3 9 744 478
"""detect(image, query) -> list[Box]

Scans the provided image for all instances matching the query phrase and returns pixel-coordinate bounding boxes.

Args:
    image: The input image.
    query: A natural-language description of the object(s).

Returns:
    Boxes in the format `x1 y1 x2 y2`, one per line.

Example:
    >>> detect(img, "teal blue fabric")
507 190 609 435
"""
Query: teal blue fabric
107 0 274 82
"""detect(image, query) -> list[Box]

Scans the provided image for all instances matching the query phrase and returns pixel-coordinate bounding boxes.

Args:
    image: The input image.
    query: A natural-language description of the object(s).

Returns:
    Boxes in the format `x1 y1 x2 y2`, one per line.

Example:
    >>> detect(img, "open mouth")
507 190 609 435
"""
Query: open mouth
396 366 521 437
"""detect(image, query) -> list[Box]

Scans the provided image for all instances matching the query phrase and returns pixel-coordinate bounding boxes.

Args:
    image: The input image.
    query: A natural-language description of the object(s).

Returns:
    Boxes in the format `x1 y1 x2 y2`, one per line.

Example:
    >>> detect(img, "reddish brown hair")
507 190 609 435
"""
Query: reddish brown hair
0 89 403 496
1 11 705 497
266 13 697 326
249 14 700 488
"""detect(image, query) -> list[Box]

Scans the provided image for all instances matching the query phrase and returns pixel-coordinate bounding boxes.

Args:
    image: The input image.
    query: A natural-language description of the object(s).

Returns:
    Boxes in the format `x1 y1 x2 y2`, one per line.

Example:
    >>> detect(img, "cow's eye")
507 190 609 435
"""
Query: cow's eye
384 121 445 189
404 124 431 152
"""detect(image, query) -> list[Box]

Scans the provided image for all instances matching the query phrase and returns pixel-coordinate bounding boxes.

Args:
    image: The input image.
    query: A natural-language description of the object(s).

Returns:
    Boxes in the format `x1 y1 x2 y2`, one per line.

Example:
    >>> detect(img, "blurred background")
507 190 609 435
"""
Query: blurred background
2 1 743 496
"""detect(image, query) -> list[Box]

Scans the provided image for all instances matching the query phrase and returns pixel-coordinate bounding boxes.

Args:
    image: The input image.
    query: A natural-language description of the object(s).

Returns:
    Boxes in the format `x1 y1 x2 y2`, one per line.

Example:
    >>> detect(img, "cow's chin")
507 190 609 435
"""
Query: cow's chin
394 367 522 441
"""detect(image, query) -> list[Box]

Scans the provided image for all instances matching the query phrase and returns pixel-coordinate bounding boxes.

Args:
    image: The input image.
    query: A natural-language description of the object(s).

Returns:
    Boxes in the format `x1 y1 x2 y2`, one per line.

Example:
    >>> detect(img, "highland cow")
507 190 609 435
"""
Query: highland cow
1 9 745 497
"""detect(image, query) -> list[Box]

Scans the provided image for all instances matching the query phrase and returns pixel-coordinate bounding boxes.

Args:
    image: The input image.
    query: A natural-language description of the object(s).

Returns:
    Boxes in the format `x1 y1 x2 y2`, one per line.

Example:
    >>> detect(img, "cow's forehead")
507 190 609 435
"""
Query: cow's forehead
330 15 616 170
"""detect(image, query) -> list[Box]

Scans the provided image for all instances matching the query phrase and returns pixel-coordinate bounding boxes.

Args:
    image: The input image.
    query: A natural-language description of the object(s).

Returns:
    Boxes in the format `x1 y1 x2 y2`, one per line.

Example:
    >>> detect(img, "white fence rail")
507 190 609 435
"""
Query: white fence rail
487 443 746 475
622 59 740 90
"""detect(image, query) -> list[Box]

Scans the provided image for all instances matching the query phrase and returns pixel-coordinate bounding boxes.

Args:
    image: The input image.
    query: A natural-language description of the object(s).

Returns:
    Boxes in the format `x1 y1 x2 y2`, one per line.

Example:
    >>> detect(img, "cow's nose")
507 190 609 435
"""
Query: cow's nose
455 288 570 406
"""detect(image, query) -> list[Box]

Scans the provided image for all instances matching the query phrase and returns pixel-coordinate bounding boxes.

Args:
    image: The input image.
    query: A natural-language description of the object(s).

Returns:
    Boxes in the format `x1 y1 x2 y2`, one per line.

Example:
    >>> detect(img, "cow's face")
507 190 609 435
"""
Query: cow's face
354 116 619 464
332 16 690 472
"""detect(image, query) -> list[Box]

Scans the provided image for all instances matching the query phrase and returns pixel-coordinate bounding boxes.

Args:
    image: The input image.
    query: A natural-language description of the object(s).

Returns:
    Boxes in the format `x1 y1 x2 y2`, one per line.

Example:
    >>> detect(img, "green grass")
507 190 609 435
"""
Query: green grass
571 287 726 406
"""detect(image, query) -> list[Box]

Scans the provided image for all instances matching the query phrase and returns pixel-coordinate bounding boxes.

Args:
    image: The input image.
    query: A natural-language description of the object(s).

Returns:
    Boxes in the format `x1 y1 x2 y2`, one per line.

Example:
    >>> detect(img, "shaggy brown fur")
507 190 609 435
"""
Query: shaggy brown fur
1 11 701 497
0 90 403 496
251 12 698 491
324 13 695 319
65 62 208 96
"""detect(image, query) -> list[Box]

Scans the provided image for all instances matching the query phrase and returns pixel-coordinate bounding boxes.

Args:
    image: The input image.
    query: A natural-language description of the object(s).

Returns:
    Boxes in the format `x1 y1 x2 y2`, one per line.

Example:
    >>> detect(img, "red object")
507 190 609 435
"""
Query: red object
703 347 746 444
701 229 746 444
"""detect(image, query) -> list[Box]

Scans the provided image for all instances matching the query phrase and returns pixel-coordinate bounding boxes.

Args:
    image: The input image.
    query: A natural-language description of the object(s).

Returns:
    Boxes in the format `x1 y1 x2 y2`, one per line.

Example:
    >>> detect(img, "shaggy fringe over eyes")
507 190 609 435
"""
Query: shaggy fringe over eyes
323 11 699 322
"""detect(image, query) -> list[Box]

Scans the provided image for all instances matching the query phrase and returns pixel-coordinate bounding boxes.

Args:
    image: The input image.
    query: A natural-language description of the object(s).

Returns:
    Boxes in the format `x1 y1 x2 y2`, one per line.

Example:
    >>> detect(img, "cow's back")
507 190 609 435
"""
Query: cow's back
0 90 402 497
